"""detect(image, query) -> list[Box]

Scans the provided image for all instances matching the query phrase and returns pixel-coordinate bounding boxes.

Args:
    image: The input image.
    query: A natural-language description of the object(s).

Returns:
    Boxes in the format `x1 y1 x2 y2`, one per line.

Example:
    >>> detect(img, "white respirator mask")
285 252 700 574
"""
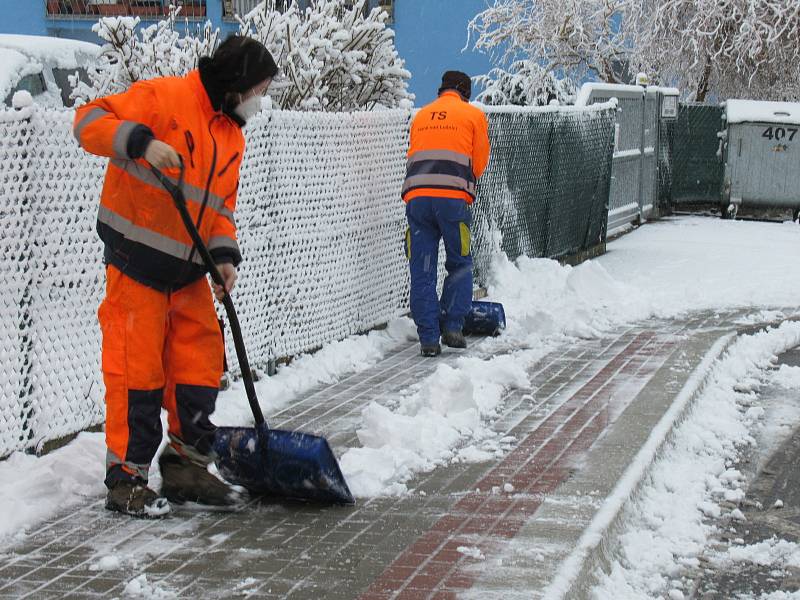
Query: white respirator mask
234 94 262 122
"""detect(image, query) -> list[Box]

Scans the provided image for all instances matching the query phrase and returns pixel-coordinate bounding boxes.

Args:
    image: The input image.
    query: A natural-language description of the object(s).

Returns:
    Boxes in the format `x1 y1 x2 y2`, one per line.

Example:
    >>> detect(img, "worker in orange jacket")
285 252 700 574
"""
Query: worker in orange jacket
73 37 277 517
403 71 491 356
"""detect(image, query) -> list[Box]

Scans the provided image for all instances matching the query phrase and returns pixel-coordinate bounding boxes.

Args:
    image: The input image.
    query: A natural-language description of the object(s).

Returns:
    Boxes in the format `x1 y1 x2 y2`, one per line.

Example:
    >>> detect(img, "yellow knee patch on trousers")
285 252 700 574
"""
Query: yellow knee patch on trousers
405 227 411 260
460 222 471 256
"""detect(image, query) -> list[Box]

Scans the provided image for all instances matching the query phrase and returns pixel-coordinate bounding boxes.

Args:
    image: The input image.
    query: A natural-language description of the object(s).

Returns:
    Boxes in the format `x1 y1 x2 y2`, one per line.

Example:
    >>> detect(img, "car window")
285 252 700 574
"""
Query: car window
3 72 46 106
52 67 89 107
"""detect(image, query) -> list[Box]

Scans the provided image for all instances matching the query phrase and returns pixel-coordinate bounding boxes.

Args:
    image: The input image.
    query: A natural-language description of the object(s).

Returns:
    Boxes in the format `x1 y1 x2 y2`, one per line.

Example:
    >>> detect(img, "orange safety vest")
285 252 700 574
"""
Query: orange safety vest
73 70 244 291
403 91 491 204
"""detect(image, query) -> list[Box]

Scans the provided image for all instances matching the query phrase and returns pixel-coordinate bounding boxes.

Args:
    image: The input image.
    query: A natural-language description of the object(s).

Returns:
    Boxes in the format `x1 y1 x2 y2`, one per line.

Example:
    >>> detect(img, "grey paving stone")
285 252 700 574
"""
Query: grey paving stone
3 310 787 599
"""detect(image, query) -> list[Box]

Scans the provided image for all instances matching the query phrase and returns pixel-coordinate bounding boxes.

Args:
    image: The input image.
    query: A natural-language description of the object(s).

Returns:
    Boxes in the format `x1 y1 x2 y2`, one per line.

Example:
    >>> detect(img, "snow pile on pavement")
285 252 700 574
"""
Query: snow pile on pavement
341 354 532 496
342 217 800 497
213 318 418 425
458 546 487 560
712 537 800 569
759 592 800 600
591 321 800 599
90 555 123 571
339 233 649 497
123 574 176 598
772 364 800 389
0 432 105 541
597 218 800 316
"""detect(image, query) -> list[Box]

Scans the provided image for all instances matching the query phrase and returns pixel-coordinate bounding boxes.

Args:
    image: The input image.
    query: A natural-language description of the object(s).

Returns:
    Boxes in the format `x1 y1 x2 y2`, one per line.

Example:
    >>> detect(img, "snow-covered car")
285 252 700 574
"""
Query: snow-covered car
0 34 101 108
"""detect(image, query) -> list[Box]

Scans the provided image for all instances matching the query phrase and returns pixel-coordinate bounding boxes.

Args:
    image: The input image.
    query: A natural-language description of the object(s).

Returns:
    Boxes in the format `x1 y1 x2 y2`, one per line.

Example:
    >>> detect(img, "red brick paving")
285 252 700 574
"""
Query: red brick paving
359 331 676 599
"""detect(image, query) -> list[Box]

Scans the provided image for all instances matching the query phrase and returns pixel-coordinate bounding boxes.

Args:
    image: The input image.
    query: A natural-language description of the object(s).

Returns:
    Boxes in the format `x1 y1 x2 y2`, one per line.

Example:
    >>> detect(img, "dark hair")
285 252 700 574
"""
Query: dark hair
438 70 472 100
199 36 278 109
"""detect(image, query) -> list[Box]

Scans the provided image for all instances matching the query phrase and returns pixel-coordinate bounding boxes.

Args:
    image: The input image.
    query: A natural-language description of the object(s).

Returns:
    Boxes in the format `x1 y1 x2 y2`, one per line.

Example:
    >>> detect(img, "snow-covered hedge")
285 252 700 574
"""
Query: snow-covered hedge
74 0 412 111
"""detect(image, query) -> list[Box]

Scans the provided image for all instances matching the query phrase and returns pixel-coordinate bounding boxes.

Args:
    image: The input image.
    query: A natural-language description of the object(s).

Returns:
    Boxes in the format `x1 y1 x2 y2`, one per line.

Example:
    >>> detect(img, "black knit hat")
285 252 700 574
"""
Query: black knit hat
438 70 472 100
199 36 278 110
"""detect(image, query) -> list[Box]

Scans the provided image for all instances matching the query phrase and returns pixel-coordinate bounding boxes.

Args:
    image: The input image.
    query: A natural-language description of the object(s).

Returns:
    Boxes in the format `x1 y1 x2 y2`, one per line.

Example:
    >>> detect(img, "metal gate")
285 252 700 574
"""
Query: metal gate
577 84 678 234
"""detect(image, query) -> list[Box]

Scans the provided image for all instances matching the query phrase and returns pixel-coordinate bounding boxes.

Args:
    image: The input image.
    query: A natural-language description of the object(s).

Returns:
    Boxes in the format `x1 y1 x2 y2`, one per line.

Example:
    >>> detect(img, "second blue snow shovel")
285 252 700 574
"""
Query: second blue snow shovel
151 161 355 505
463 301 506 336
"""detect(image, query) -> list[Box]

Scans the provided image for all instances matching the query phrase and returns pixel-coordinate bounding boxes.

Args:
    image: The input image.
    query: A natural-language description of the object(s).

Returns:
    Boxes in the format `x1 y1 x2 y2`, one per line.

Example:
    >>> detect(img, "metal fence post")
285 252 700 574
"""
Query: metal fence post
637 89 647 222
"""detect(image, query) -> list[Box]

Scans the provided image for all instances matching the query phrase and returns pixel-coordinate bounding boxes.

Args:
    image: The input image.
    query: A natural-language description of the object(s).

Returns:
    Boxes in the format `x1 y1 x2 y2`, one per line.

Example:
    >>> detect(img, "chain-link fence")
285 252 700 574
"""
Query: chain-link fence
472 105 615 280
657 117 675 214
0 107 107 459
670 103 724 205
0 101 615 458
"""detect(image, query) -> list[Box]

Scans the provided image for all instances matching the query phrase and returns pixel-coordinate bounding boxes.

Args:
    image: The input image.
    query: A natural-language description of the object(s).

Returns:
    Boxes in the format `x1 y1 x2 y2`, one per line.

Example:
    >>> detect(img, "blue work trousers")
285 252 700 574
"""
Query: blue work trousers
405 197 473 345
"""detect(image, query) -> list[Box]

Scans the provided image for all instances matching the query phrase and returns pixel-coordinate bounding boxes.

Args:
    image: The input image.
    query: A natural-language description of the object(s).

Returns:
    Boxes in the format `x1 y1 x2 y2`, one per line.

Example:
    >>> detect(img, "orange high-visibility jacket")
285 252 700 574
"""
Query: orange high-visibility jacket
73 70 244 291
402 91 491 204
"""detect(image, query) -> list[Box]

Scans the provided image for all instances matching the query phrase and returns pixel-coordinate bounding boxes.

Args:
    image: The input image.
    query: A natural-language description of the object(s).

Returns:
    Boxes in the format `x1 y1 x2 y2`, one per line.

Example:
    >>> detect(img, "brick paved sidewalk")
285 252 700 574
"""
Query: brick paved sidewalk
0 311 769 599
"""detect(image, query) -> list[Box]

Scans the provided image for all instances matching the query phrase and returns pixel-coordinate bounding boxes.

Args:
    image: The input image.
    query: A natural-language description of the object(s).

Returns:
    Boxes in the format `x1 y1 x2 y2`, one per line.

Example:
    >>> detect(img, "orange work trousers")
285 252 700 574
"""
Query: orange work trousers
99 265 223 488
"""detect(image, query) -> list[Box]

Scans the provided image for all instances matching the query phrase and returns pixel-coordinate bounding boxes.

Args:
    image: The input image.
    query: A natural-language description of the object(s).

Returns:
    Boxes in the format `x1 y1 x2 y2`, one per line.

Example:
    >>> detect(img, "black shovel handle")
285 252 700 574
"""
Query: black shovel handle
149 160 266 427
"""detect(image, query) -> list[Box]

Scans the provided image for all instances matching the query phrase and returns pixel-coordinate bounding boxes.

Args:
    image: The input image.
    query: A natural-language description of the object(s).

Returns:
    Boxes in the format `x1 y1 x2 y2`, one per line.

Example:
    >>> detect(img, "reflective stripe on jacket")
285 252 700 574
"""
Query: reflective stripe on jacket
73 70 245 291
403 91 490 204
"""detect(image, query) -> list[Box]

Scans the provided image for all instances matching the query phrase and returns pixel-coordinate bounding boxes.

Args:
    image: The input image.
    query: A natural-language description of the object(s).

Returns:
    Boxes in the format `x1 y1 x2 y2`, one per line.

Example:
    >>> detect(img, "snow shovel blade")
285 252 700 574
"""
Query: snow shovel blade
213 423 355 505
463 300 506 336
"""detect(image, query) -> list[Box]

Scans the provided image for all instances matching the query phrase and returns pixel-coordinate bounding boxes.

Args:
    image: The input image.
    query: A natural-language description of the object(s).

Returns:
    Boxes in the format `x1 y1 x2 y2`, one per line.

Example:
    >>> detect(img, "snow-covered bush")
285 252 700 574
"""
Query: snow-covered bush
474 60 576 106
74 0 412 111
72 5 218 102
237 0 412 110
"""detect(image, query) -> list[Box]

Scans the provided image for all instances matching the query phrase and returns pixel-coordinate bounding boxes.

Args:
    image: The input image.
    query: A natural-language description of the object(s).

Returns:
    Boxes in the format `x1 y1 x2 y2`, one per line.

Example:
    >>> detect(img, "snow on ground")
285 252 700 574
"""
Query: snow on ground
0 432 105 542
589 321 800 600
123 573 176 599
340 353 533 496
598 217 800 316
2 216 800 540
212 317 419 425
341 217 800 497
758 593 800 600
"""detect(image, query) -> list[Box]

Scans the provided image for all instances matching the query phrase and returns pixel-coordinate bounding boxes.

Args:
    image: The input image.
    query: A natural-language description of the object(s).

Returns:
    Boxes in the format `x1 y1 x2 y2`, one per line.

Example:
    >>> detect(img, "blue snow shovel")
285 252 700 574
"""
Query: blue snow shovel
463 300 506 336
150 161 355 505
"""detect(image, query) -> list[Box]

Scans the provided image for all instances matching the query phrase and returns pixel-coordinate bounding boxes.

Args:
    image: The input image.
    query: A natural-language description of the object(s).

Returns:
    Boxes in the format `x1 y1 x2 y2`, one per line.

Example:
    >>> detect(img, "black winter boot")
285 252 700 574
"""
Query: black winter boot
105 481 170 518
420 343 442 357
441 330 467 349
159 447 238 506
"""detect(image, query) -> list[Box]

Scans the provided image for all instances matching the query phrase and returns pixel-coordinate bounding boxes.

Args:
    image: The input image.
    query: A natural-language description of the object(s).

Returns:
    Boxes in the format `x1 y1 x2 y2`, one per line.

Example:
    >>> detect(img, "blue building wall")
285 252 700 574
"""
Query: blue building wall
0 0 49 36
393 0 493 105
0 0 495 105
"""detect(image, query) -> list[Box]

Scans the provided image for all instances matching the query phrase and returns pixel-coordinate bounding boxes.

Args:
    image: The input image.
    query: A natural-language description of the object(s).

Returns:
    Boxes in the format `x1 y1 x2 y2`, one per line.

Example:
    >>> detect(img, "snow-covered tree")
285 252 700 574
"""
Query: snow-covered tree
236 0 412 110
468 0 635 86
634 0 800 101
75 0 412 111
474 60 577 106
72 5 218 102
469 0 800 102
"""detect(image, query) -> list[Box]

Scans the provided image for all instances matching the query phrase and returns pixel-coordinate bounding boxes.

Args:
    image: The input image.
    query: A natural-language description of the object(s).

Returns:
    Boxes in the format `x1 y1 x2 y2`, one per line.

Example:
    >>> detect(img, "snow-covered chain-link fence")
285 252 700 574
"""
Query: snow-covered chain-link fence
472 104 615 278
0 102 615 458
